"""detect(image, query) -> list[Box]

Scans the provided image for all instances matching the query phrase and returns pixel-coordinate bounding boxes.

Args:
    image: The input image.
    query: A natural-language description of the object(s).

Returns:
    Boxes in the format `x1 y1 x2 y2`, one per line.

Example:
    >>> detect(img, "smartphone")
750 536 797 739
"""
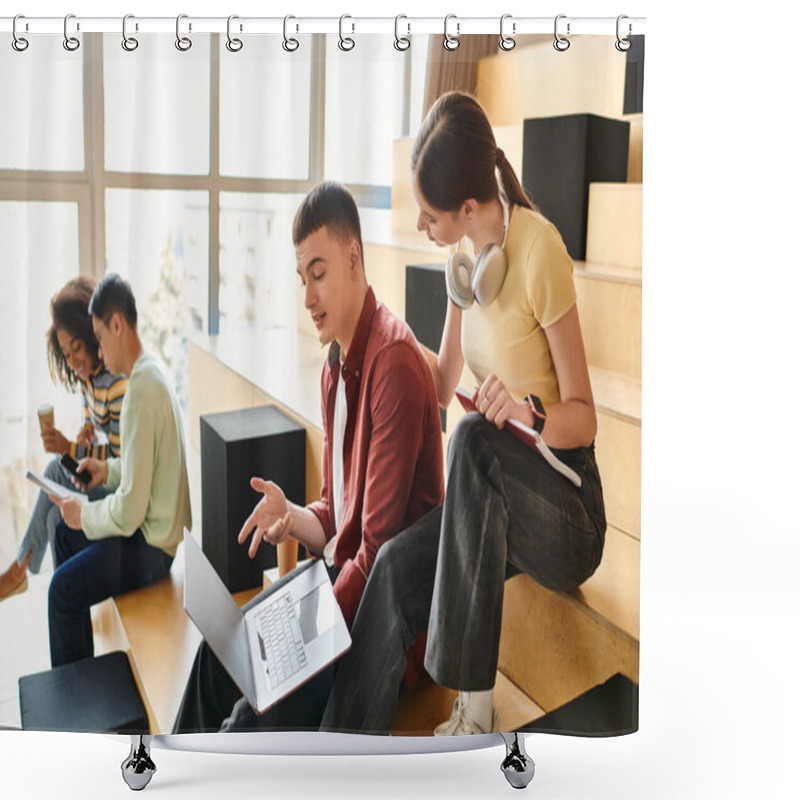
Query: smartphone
60 454 91 485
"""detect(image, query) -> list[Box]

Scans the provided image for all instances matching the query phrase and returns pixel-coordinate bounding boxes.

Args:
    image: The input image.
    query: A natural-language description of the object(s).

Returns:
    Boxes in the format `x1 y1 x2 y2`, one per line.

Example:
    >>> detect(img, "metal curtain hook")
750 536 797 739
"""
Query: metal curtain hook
176 13 192 51
394 14 410 51
226 15 243 52
339 14 355 51
283 15 299 52
443 14 460 51
63 13 80 51
554 14 570 52
499 14 516 51
122 14 139 51
616 15 632 52
12 14 29 52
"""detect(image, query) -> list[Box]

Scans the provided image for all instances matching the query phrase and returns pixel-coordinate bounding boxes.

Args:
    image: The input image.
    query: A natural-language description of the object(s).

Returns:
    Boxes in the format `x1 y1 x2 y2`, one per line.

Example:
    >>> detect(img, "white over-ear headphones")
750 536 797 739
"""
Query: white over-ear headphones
445 184 510 310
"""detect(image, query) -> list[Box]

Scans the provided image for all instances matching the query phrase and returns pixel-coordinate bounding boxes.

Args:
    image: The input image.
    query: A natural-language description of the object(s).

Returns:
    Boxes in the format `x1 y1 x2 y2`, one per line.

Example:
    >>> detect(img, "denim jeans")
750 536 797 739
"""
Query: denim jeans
16 457 111 574
48 524 173 667
321 412 606 733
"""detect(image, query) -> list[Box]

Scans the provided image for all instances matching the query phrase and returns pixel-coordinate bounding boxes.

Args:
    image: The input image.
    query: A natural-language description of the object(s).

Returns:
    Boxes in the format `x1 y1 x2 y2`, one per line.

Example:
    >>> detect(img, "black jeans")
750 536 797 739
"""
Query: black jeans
321 412 606 733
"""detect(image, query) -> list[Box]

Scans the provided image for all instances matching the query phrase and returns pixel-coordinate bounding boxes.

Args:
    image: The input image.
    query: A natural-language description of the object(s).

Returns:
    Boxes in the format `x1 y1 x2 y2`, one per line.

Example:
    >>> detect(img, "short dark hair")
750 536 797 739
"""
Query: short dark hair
46 275 100 391
88 273 138 328
292 182 364 261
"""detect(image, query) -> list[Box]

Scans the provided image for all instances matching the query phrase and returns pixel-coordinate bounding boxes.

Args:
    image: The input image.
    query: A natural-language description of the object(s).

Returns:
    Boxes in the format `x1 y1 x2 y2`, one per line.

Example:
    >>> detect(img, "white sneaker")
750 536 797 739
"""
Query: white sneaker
434 695 500 735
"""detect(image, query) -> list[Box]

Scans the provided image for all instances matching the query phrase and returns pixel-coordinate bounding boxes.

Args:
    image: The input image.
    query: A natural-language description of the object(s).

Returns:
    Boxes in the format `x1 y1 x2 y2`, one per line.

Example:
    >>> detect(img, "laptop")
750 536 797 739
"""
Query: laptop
183 530 351 715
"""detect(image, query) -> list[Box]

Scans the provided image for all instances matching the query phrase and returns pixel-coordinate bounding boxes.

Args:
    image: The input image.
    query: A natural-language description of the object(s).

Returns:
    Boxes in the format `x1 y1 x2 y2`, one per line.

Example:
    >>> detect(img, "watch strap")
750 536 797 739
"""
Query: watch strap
525 393 546 434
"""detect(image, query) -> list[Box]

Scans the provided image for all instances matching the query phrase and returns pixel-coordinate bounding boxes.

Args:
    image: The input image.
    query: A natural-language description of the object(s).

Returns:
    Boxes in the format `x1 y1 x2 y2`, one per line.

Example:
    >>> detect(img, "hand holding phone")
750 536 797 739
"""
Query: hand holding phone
60 454 92 486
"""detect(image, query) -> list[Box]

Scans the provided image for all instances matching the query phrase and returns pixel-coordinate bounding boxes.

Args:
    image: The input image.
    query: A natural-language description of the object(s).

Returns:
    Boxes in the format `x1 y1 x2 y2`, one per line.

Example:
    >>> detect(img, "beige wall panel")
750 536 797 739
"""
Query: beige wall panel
189 344 323 504
587 183 643 270
573 526 640 641
476 36 628 127
574 270 641 379
493 125 524 178
499 574 639 711
596 412 641 540
627 113 643 182
188 344 261 451
392 137 417 240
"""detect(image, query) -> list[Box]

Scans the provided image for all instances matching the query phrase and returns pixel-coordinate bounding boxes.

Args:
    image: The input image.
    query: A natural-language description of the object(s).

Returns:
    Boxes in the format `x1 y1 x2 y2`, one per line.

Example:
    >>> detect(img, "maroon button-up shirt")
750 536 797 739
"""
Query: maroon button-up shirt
308 287 444 627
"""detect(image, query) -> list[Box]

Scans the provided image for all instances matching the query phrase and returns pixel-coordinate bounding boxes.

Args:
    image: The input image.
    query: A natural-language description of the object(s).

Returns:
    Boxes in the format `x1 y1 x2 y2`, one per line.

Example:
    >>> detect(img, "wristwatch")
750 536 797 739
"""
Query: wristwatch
525 393 546 434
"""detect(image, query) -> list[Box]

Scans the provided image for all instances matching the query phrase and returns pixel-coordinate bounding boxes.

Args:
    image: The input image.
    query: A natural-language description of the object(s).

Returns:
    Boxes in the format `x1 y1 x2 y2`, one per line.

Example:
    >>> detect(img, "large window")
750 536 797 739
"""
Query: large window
106 188 210 409
220 40 312 181
0 34 84 171
103 35 211 175
1 30 428 468
1 27 429 574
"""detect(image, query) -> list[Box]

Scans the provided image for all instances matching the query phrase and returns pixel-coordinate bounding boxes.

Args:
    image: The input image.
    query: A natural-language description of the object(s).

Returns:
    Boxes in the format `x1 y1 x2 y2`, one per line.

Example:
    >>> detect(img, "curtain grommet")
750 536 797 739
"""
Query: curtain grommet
63 14 80 51
443 13 460 51
553 14 570 52
338 14 355 51
394 15 410 51
615 15 632 52
12 14 29 52
121 14 139 52
499 14 516 51
283 15 299 52
176 14 192 52
226 15 243 52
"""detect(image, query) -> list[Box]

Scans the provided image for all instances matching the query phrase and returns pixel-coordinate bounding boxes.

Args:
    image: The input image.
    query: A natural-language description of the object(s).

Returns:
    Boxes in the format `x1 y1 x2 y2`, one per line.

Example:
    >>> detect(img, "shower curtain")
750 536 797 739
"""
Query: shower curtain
0 19 643 747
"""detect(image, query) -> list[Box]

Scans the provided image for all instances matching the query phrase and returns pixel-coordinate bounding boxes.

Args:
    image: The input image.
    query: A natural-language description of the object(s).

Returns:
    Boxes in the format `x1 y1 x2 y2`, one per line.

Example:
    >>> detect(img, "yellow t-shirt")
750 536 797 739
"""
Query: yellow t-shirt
461 205 576 407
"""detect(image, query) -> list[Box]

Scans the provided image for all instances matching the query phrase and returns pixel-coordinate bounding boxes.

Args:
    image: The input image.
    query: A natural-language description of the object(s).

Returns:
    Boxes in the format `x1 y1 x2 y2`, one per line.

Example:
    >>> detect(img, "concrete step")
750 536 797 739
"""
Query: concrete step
587 183 643 270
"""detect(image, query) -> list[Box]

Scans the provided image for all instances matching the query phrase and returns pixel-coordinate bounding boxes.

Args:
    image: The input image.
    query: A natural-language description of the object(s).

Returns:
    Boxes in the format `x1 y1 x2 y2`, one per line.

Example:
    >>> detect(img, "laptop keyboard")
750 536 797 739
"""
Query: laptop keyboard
258 594 308 690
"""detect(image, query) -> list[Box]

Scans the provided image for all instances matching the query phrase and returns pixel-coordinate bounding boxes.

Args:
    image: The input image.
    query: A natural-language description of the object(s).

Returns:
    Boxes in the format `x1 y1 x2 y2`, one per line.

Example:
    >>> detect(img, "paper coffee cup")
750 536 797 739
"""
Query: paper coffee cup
37 403 54 433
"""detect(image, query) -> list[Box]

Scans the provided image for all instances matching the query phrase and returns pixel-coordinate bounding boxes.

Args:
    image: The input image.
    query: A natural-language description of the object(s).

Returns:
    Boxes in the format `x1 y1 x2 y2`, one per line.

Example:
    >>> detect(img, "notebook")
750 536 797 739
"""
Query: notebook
26 469 89 504
454 387 582 487
183 530 351 715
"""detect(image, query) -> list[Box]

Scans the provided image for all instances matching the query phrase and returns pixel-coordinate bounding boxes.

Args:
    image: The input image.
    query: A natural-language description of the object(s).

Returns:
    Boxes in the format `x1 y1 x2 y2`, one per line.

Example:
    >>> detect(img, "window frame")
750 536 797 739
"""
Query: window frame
0 33 414 334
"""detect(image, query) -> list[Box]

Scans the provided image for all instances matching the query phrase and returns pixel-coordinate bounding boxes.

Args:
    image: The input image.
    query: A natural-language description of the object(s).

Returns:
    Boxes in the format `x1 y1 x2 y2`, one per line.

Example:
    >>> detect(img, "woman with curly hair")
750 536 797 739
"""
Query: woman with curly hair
0 276 128 600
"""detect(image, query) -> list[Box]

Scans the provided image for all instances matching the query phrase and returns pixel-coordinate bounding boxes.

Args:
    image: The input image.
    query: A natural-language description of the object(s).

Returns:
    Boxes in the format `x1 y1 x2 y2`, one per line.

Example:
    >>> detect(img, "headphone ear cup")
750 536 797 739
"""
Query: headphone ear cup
472 244 508 306
446 251 475 309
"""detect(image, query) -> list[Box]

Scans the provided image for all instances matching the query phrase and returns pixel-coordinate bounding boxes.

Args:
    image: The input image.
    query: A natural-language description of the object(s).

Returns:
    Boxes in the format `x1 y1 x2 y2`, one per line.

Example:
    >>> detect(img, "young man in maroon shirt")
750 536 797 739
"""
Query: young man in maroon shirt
173 182 444 732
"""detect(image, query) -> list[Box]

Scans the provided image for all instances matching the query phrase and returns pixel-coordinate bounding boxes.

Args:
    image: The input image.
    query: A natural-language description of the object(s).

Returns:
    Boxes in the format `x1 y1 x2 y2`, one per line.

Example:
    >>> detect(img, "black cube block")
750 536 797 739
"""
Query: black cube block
517 673 638 737
522 114 630 260
623 36 645 115
406 263 448 432
200 405 305 593
19 651 148 733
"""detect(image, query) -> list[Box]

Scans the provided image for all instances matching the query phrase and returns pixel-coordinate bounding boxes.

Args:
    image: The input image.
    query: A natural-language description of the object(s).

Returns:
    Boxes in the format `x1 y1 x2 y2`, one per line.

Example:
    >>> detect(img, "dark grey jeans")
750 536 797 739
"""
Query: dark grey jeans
320 412 606 734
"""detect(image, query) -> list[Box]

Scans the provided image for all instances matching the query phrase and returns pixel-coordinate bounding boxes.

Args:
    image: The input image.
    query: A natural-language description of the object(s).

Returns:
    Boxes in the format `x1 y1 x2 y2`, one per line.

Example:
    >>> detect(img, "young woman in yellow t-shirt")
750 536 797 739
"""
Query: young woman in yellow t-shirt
321 91 607 736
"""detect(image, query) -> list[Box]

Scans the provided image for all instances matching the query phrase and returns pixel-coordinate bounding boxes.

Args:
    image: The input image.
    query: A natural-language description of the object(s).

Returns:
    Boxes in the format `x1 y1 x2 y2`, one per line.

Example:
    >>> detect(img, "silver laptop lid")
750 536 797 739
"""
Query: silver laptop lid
183 531 257 708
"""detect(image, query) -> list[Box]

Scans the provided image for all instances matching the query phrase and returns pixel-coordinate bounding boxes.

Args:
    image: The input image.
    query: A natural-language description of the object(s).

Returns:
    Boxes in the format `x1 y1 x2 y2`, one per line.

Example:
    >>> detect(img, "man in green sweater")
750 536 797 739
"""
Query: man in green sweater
50 273 191 667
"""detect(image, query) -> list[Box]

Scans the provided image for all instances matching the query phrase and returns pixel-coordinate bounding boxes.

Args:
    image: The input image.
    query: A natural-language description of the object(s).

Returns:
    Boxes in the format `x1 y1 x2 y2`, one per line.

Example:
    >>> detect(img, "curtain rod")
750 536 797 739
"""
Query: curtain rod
0 16 646 37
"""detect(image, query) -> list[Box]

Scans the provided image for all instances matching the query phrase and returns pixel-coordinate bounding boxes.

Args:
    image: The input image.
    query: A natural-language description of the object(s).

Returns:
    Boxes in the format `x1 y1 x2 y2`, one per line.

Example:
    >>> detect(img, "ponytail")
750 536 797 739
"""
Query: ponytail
413 91 536 214
495 148 535 212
